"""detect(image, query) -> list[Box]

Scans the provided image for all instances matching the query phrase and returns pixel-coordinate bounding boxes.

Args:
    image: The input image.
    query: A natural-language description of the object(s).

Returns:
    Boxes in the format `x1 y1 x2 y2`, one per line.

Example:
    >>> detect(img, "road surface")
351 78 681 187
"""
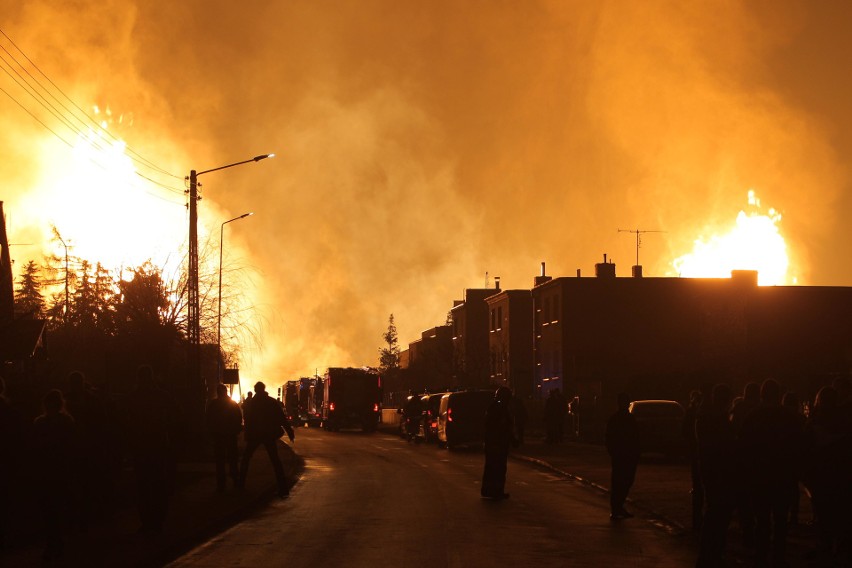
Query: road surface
169 427 696 567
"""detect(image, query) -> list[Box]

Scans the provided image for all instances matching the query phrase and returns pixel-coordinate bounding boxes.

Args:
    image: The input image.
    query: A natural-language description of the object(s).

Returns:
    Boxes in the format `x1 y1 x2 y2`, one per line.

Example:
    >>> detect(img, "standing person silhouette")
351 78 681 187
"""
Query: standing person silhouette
695 383 736 568
32 389 76 560
0 374 23 553
238 381 295 498
64 370 110 530
206 383 243 492
803 385 845 565
122 365 178 535
739 379 801 568
481 386 517 500
605 392 640 520
730 381 760 548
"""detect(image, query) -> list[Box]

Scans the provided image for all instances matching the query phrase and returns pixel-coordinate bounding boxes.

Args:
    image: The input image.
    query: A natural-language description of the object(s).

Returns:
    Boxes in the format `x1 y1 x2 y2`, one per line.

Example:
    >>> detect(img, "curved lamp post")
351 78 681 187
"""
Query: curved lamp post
217 212 253 385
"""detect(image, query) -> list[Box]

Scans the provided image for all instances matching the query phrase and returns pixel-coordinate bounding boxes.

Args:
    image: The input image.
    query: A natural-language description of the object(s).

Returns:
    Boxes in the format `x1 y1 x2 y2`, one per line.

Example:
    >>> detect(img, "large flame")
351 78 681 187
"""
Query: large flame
22 106 187 279
672 190 793 286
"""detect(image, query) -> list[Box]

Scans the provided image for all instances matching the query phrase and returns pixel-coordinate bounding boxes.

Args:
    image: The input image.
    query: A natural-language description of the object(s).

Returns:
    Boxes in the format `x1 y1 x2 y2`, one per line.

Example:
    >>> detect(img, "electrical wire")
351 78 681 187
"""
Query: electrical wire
0 84 74 148
0 27 182 180
0 27 187 201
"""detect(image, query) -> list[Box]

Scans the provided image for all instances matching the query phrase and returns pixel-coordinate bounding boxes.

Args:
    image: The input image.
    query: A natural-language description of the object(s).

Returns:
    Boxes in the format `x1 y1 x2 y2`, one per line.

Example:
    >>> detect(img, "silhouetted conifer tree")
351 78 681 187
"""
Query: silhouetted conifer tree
379 313 401 373
14 259 45 318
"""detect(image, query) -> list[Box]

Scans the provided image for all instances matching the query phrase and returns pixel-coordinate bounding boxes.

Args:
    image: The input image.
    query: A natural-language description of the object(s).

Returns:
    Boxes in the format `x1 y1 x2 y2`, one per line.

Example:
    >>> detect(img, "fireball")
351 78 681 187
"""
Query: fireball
20 106 188 280
672 190 793 286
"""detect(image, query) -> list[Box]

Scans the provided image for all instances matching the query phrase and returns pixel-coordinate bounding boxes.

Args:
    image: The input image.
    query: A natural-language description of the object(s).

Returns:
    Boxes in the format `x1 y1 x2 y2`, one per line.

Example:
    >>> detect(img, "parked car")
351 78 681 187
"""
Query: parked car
418 392 446 443
437 390 494 450
628 399 686 457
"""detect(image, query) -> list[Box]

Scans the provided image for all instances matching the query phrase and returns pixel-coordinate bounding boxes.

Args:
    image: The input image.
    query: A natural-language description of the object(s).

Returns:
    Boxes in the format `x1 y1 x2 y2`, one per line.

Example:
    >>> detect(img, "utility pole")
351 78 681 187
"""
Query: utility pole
185 154 272 405
187 170 201 407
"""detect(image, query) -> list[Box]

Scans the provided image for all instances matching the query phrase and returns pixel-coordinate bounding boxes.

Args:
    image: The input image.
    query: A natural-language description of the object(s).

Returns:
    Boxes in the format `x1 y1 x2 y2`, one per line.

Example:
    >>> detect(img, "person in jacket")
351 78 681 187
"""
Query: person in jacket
33 389 76 560
206 383 243 492
738 379 801 568
605 392 640 520
122 365 178 535
695 383 736 568
730 381 760 548
238 381 295 497
481 386 517 500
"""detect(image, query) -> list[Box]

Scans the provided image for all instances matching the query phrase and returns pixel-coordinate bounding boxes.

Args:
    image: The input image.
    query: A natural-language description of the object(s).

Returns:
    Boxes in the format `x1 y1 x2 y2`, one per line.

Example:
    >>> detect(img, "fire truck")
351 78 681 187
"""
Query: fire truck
322 367 382 432
282 380 300 423
297 376 324 427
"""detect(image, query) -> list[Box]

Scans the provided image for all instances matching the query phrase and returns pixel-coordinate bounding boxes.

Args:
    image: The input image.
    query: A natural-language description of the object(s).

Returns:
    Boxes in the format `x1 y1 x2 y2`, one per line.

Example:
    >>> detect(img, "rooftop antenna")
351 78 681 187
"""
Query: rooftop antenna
618 228 666 267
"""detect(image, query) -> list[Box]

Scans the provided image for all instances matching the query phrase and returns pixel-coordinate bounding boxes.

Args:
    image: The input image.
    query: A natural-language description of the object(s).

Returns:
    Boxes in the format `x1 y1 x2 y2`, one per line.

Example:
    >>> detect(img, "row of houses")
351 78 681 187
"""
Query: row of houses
400 257 852 405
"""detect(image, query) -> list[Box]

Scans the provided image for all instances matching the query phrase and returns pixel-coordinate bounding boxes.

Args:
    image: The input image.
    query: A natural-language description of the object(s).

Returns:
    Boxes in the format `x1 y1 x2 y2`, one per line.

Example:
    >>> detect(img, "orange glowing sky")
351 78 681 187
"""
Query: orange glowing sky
1 1 850 387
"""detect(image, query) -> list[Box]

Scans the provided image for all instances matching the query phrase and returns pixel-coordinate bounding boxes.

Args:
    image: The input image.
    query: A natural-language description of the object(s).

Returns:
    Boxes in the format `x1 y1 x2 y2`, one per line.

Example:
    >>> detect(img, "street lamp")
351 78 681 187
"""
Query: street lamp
217 212 253 384
186 153 272 402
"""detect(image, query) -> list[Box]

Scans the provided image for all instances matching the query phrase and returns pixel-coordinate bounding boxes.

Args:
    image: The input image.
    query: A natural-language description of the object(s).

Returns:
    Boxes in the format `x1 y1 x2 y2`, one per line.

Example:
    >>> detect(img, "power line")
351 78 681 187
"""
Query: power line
0 28 181 180
1 81 185 202
0 27 186 198
0 84 74 148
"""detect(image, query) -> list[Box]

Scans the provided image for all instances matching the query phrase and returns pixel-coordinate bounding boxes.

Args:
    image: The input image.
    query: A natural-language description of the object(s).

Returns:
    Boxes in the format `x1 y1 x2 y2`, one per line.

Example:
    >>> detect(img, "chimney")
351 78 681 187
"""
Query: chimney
632 265 643 278
494 276 501 291
731 270 758 287
595 254 616 279
534 261 552 287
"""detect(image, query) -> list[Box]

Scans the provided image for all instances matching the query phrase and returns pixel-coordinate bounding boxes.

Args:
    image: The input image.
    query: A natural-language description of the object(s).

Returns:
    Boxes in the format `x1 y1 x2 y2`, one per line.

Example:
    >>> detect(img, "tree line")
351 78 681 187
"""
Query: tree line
9 232 258 403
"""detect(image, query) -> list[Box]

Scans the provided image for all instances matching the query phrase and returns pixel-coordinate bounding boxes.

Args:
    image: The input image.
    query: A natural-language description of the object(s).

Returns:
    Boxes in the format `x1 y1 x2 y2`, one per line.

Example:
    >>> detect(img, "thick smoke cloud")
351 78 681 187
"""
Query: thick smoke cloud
1 0 850 383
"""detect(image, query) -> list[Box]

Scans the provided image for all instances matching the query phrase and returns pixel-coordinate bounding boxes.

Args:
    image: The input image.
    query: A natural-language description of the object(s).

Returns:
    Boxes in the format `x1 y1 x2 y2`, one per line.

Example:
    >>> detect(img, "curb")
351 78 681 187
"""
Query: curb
511 453 688 537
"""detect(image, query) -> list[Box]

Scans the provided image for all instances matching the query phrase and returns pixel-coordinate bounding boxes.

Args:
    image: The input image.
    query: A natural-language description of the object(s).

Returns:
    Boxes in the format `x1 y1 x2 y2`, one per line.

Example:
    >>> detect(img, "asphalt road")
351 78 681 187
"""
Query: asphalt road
169 427 697 568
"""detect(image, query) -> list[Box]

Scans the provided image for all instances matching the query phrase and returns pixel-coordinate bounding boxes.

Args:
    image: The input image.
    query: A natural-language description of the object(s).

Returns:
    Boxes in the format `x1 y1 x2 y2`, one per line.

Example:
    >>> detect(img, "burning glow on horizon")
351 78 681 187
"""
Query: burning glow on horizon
673 190 793 286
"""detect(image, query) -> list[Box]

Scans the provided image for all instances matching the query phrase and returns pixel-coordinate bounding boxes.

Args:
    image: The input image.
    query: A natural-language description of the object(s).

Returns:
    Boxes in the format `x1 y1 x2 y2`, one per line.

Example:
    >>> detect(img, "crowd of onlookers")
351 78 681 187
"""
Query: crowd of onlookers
0 366 182 561
0 369 297 563
683 376 852 568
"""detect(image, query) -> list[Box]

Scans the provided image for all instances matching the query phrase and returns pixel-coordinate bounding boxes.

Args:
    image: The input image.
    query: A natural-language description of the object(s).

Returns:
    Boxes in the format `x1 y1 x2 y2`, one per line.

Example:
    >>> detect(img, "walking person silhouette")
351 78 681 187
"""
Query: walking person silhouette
238 381 295 497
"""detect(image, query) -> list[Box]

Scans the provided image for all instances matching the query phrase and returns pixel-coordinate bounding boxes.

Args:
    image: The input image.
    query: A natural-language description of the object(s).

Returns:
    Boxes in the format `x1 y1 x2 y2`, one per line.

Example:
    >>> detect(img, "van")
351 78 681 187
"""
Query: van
436 390 494 449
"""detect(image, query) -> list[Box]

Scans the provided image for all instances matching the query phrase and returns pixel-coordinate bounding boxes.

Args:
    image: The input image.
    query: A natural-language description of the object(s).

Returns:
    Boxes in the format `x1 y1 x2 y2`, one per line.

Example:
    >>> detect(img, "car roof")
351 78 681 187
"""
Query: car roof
629 400 684 416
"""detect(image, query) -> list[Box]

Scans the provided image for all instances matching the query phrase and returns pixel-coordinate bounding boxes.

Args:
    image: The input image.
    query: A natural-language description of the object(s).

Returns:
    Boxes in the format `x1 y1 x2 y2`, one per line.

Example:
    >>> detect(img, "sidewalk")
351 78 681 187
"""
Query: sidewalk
2 439 302 567
511 434 821 567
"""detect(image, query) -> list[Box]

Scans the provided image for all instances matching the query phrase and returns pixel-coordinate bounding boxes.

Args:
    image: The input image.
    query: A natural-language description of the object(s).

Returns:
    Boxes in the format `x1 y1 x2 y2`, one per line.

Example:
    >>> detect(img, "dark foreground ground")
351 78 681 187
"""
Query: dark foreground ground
3 425 825 567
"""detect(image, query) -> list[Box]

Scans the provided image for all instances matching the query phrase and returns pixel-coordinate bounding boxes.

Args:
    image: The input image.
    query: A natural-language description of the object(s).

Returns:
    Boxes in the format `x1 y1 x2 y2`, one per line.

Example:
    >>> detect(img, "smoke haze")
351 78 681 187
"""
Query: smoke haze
2 0 850 382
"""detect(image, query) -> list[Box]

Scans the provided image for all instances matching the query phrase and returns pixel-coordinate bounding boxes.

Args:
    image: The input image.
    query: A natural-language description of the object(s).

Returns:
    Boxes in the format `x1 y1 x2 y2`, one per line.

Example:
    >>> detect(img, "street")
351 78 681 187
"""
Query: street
169 427 696 568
